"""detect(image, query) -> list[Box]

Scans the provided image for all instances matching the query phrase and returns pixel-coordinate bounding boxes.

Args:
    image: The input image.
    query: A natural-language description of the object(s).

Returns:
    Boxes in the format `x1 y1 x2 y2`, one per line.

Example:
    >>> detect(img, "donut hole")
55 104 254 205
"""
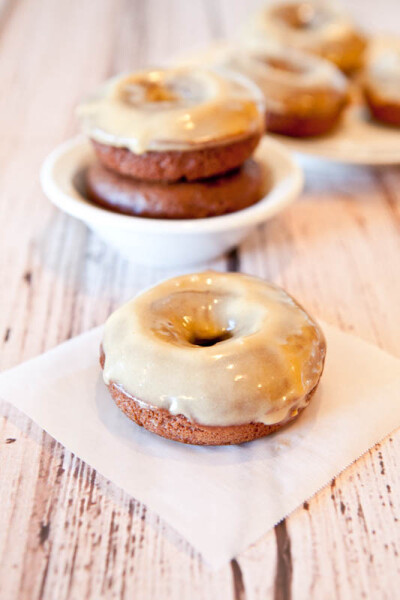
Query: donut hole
190 329 234 347
147 291 262 348
121 80 179 107
258 55 307 74
119 73 207 110
272 2 326 30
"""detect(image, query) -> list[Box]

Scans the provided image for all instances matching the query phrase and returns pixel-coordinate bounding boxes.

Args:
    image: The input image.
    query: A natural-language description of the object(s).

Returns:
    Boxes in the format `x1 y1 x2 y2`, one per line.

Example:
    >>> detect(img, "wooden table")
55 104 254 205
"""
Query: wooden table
0 1 399 598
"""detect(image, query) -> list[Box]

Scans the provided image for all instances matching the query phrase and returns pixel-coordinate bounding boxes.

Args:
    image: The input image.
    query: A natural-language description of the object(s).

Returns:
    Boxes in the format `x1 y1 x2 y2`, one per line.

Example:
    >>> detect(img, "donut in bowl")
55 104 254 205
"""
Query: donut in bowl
77 67 265 182
100 272 326 445
86 159 265 219
364 45 400 127
244 1 367 75
197 42 349 137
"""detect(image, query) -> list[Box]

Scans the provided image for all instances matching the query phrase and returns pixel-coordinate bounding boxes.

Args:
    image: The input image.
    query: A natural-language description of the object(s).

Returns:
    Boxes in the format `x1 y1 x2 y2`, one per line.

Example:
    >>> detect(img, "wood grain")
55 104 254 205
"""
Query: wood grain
0 0 399 598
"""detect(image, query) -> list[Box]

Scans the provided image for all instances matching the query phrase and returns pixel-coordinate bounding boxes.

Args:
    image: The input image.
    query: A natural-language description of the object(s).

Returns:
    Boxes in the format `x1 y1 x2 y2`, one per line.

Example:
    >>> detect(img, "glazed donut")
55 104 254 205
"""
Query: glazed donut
199 42 349 137
100 272 326 445
77 67 265 182
86 159 265 219
364 45 400 127
244 1 367 74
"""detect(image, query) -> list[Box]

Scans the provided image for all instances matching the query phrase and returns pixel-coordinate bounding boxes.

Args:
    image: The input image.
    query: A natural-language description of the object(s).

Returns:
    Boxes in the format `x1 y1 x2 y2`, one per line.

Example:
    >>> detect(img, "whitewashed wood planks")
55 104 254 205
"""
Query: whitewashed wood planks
0 0 399 598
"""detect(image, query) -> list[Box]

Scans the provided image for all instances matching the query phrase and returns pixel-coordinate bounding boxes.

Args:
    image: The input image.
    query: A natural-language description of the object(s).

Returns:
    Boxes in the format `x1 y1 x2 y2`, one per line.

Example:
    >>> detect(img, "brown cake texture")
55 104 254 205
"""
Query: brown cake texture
99 348 320 446
86 159 265 219
91 131 262 183
266 107 345 137
268 2 367 74
364 89 400 127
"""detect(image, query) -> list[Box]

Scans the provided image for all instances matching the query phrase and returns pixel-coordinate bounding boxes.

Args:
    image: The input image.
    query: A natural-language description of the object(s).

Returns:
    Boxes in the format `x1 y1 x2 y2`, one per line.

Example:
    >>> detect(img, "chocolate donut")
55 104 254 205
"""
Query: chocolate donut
85 160 265 219
364 45 400 127
100 272 326 445
77 67 265 182
244 1 367 74
198 43 349 137
100 349 318 445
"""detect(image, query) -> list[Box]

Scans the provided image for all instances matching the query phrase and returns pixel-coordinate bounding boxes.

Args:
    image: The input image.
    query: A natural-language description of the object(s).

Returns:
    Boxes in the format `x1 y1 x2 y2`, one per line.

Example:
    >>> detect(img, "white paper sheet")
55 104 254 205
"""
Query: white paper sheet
1 322 400 568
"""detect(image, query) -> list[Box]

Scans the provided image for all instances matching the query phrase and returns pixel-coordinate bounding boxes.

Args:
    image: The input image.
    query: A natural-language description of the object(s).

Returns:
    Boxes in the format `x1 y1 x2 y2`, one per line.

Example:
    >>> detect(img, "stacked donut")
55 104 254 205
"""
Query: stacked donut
244 0 367 75
79 3 398 446
363 44 400 126
184 0 370 138
77 67 267 219
192 41 350 138
242 1 400 129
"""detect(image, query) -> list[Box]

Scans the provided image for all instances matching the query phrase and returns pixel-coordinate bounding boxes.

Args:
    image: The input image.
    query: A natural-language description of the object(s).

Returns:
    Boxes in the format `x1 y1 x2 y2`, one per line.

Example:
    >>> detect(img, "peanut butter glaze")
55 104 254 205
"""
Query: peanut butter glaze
197 43 348 116
102 272 326 427
77 67 265 154
244 1 366 72
272 2 330 30
365 46 400 103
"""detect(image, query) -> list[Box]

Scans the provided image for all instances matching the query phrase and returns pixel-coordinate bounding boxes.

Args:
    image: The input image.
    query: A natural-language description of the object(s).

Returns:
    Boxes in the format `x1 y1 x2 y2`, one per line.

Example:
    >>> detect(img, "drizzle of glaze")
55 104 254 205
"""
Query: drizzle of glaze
77 67 265 154
366 46 400 103
102 272 326 427
195 42 348 115
243 1 366 70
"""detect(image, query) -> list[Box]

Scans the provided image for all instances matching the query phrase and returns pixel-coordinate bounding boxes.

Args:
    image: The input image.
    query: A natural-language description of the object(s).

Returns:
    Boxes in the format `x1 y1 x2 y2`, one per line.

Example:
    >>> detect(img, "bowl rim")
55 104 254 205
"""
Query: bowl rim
40 135 303 234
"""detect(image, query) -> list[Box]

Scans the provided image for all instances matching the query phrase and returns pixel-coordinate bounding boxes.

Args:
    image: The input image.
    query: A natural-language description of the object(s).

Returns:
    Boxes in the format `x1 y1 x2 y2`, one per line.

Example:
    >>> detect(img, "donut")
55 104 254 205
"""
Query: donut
244 1 367 74
364 45 400 127
86 159 265 219
197 42 349 137
100 272 326 445
77 67 265 182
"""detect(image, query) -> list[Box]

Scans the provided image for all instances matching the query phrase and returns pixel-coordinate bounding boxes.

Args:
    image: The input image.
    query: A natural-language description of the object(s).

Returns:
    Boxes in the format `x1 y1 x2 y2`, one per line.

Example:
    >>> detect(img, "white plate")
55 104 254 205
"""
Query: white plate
40 136 303 267
269 105 400 165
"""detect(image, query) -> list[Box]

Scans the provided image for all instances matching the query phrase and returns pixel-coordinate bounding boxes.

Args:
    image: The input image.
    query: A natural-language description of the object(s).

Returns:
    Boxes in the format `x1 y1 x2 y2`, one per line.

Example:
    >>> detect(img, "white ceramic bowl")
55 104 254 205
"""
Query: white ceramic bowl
40 136 303 267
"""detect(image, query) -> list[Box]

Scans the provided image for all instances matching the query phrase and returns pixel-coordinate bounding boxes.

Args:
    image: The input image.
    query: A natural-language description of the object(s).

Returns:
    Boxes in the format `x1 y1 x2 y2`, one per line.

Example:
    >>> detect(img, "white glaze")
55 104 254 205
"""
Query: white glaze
77 67 265 154
366 47 400 103
243 1 363 61
102 272 325 426
193 41 348 114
